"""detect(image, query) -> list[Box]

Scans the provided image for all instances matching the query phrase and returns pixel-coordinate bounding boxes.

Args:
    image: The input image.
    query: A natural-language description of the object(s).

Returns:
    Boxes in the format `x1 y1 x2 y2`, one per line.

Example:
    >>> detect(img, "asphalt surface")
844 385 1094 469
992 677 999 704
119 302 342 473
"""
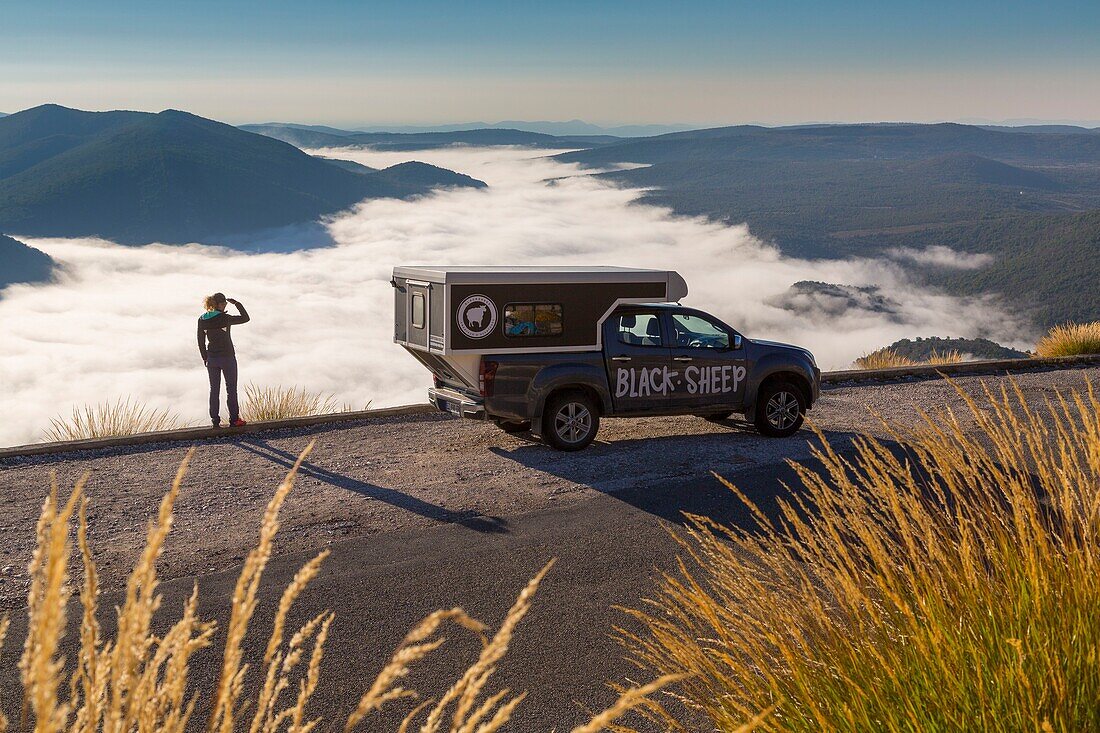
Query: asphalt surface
2 366 1097 730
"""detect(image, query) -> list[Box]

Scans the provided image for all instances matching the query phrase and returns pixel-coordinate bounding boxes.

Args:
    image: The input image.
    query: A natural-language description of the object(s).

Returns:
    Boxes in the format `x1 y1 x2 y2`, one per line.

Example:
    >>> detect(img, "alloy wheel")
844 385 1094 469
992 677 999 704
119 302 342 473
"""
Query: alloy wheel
554 401 592 444
766 390 800 431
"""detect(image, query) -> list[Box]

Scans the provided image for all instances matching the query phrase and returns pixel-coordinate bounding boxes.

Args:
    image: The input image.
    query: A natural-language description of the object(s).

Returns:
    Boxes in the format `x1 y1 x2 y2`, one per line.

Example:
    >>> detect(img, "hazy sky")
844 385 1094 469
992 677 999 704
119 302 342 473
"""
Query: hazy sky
2 0 1099 126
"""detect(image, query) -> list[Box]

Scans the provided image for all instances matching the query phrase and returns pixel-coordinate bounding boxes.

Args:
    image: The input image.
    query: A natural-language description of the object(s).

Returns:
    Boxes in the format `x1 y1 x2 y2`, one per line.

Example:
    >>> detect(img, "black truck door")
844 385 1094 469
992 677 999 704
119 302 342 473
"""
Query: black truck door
602 309 673 413
667 310 748 412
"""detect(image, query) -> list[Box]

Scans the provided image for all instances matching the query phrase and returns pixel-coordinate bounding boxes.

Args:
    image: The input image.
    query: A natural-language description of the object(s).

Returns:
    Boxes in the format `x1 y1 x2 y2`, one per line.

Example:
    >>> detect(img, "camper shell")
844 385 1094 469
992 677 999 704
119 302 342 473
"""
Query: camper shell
393 265 689 392
392 265 819 450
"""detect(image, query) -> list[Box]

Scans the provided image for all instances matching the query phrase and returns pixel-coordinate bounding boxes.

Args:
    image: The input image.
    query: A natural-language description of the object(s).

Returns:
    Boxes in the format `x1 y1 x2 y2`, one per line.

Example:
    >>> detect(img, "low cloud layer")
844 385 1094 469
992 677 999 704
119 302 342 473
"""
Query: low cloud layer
0 146 1029 446
888 245 995 269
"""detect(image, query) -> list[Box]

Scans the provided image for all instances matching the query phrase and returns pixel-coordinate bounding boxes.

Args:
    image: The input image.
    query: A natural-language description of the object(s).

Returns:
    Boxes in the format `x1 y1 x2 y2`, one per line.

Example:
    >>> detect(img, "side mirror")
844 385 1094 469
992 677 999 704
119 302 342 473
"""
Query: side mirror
732 333 743 350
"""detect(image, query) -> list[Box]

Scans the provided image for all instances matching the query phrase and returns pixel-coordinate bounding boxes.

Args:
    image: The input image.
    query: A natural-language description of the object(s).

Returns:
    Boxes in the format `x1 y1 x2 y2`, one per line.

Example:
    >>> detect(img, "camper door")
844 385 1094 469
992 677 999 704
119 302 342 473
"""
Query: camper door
406 282 430 349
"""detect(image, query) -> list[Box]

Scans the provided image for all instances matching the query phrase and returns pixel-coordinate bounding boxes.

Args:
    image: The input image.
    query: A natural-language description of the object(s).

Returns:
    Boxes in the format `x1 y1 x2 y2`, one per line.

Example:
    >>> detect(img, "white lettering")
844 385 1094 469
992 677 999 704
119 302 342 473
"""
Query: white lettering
616 368 630 398
615 364 747 400
732 365 746 391
685 365 698 394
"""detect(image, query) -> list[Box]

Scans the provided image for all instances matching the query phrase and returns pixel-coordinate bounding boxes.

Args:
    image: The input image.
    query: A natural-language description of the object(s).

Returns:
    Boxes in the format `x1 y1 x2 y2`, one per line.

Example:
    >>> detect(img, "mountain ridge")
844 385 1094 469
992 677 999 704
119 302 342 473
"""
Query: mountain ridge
0 233 54 290
0 105 486 246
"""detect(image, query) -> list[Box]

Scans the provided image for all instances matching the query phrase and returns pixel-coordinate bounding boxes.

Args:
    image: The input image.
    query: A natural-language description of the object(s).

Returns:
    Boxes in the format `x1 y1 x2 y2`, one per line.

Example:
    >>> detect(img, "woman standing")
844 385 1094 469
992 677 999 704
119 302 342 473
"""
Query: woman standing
197 292 250 428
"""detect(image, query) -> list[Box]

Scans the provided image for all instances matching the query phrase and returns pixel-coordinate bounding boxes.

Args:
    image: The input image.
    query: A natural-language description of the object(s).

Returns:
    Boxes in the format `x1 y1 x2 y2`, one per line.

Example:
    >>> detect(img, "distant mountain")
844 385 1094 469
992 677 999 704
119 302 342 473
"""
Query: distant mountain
977 125 1100 135
0 233 54 290
0 105 485 245
352 120 694 137
581 122 1100 329
247 119 691 137
556 123 1100 167
879 337 1029 361
241 123 617 151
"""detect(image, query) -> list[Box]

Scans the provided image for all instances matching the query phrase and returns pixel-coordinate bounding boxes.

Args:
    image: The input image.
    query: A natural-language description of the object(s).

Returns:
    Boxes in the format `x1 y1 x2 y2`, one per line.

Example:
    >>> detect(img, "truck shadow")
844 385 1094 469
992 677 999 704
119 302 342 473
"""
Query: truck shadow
489 426 899 532
236 438 509 534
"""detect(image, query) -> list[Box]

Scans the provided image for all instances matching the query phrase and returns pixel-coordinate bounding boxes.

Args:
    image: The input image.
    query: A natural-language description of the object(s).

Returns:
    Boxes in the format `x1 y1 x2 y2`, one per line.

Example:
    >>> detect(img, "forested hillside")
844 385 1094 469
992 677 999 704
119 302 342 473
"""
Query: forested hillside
0 105 485 245
0 233 53 290
561 124 1100 329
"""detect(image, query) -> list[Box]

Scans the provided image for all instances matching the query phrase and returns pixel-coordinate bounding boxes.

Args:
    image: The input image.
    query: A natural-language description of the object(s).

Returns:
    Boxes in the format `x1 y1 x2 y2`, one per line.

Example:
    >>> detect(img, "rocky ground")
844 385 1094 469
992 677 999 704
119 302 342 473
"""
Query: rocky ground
2 366 1094 611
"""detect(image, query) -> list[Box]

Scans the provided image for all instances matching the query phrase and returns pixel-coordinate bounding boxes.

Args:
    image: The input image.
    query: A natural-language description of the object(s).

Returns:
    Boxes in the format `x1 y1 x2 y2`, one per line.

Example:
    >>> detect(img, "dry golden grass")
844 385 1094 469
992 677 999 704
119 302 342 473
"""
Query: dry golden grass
621 378 1100 731
852 348 915 370
854 347 964 369
1035 321 1100 358
43 399 187 442
5 443 671 733
925 348 964 365
242 385 342 422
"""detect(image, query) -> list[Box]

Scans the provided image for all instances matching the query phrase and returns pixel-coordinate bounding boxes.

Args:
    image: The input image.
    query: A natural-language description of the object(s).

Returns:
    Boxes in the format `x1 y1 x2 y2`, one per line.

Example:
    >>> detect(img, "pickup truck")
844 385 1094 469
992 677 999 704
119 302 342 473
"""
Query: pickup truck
427 302 820 451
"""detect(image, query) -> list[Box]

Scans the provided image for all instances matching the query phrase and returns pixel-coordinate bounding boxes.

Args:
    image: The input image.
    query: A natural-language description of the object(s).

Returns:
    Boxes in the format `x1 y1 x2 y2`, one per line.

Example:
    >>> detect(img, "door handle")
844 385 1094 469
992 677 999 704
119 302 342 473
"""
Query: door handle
673 356 693 362
611 356 631 362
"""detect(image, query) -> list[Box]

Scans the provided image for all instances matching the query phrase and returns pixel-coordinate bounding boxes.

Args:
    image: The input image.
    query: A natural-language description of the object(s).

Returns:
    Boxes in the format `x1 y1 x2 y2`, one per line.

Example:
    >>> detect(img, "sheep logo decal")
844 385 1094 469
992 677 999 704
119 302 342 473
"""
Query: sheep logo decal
457 294 497 339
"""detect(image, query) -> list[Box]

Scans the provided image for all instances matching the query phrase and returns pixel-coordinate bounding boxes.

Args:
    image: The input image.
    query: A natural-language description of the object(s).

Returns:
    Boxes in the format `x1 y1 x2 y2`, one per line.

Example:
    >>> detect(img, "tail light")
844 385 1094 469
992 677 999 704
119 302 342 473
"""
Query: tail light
478 359 498 397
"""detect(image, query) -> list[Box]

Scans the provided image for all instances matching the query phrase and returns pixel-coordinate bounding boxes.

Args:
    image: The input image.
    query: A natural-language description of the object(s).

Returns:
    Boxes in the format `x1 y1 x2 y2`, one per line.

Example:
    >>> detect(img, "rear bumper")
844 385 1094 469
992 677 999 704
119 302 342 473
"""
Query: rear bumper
428 387 486 419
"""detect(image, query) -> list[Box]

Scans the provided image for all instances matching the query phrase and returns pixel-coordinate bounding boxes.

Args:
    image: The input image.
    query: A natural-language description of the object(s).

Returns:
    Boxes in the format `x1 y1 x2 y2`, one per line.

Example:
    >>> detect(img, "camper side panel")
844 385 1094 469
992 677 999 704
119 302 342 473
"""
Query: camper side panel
447 281 666 352
393 277 408 344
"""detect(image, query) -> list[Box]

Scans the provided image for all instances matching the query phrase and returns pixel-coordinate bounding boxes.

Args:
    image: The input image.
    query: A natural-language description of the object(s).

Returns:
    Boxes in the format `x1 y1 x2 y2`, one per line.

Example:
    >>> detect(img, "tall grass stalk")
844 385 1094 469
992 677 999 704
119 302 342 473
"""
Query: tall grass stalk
242 385 341 422
925 348 963 365
622 378 1100 731
1035 321 1100 357
43 399 186 442
7 444 671 732
852 348 915 369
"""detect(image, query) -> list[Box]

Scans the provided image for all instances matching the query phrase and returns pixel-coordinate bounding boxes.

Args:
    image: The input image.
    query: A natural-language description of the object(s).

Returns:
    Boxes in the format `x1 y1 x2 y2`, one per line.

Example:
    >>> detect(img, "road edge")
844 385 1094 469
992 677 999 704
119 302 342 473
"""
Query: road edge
4 353 1098 459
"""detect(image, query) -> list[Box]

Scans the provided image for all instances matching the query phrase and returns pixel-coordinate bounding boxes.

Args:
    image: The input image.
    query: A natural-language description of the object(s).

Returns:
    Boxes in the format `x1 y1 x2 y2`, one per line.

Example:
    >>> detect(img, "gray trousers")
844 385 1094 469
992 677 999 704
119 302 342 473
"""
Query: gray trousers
206 355 239 423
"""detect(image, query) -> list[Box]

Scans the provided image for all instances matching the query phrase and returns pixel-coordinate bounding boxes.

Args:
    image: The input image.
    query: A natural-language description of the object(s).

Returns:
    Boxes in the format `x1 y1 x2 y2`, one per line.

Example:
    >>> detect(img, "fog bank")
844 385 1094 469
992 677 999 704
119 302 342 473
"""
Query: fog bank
0 146 1028 446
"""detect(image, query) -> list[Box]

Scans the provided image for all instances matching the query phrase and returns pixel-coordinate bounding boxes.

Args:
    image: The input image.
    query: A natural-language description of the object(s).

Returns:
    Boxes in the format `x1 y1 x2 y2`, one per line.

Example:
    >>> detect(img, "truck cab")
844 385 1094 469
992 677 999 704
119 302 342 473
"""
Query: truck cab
393 266 820 451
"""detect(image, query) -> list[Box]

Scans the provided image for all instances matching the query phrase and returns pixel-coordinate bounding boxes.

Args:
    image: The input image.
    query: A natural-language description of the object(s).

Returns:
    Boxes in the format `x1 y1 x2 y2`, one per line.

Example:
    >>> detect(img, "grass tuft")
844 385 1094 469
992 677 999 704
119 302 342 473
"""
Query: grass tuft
43 399 186 441
6 445 672 732
855 346 965 369
925 348 964 365
621 378 1100 731
1035 321 1100 358
242 385 341 422
852 348 915 369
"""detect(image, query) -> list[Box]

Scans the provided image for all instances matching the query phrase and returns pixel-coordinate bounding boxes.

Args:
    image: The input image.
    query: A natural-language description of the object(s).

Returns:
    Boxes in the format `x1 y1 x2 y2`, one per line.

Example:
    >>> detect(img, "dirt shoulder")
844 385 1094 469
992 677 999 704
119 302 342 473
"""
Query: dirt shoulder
2 367 1096 609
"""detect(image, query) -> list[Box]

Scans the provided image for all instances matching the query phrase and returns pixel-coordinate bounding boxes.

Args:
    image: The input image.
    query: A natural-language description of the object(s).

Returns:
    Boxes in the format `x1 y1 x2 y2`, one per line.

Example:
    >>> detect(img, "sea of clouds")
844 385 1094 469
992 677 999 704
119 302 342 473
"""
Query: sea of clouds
0 146 1031 446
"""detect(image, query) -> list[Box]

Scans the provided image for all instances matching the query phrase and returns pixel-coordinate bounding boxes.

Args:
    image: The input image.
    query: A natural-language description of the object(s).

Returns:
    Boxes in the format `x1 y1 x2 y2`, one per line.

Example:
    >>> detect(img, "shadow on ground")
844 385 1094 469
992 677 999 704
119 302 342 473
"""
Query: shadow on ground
236 437 510 533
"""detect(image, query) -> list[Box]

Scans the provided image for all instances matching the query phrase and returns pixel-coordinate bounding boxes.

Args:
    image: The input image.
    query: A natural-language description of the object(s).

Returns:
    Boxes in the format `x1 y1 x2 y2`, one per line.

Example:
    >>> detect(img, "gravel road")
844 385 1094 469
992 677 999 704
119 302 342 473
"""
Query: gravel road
1 367 1097 729
1 367 1096 610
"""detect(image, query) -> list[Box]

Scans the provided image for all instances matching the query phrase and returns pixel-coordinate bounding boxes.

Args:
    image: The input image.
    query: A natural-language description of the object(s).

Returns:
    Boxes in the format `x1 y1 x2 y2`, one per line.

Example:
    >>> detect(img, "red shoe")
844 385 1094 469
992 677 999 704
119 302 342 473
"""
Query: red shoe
230 418 247 427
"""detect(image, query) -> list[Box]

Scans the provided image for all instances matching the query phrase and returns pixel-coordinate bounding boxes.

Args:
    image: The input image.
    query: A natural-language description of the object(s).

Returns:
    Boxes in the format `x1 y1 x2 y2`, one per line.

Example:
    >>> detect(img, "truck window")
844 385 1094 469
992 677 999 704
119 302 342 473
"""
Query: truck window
504 303 563 337
411 292 425 329
616 313 662 347
671 313 729 349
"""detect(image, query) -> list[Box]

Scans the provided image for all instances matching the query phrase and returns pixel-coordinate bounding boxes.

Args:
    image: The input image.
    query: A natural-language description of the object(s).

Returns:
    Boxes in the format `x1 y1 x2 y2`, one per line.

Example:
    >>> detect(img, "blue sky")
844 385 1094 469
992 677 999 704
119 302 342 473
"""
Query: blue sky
2 0 1099 126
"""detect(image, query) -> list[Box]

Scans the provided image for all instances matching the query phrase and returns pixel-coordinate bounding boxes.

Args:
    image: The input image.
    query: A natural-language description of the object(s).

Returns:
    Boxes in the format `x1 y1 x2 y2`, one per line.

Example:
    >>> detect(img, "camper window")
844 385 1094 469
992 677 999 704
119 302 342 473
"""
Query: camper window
411 292 425 329
504 303 563 337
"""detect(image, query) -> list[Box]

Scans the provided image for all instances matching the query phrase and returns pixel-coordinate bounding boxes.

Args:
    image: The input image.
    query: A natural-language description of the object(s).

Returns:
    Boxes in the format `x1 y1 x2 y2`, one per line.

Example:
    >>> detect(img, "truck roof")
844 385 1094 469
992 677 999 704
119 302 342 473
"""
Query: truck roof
393 265 685 287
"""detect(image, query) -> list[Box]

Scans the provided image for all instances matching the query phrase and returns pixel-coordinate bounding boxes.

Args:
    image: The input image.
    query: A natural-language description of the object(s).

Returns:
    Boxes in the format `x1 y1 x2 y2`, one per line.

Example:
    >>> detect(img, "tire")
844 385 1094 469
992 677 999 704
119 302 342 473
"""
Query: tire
753 381 806 437
495 419 531 434
542 391 600 451
702 411 735 423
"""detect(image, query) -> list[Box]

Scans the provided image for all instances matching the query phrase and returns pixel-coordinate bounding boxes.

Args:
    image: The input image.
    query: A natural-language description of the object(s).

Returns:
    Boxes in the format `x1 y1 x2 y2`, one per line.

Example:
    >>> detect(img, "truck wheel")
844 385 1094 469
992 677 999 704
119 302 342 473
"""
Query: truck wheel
495 419 531 434
542 391 599 451
754 381 806 437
